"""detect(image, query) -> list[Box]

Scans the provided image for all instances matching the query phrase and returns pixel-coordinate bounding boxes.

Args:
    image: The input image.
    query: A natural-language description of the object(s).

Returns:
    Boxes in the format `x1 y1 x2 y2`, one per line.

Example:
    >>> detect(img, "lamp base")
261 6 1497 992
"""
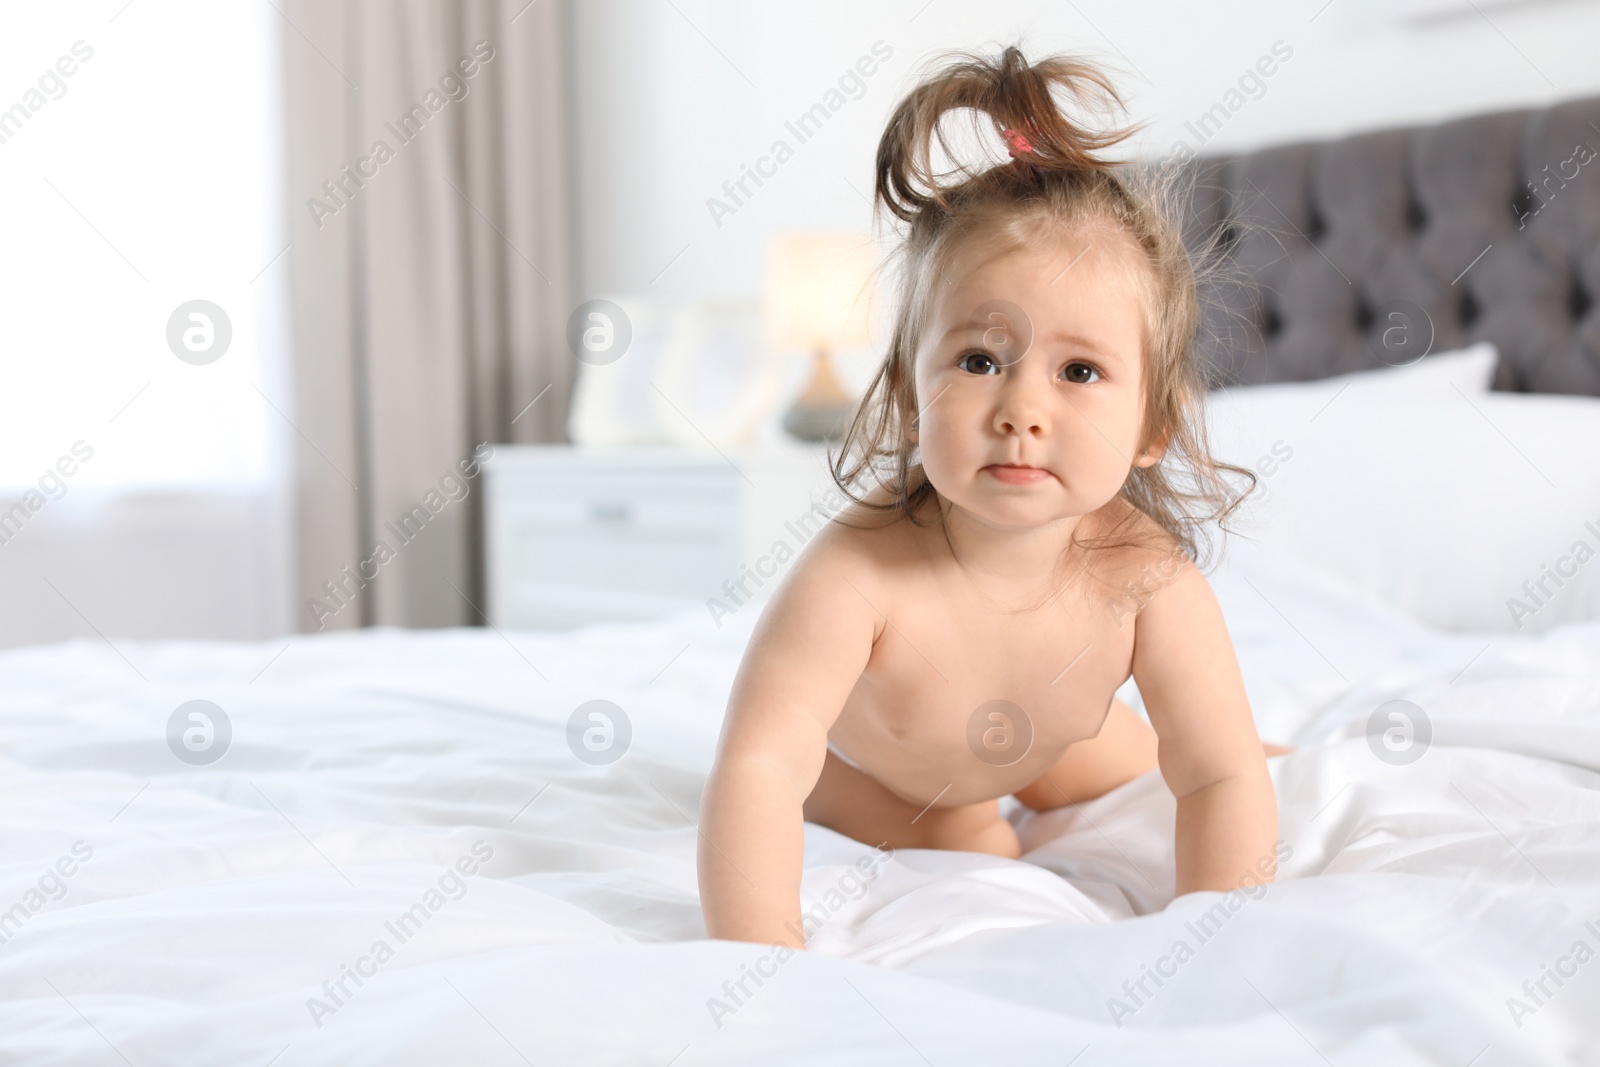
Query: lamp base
781 348 852 443
781 403 850 442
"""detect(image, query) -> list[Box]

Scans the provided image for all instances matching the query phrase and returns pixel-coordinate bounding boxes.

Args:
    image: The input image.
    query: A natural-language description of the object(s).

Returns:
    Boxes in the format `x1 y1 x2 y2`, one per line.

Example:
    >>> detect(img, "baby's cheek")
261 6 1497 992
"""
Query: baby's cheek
914 422 964 483
1061 440 1140 506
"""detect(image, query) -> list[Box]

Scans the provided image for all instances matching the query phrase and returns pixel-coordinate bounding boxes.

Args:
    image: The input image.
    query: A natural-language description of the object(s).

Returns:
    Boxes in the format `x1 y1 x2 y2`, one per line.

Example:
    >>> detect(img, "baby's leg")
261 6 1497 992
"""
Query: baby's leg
1014 700 1291 810
804 748 1021 858
1013 697 1159 811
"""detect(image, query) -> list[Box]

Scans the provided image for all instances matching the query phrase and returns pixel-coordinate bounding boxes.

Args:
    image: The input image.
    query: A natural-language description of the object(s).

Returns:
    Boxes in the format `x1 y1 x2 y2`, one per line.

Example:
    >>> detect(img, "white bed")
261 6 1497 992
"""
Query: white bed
4 366 1600 1066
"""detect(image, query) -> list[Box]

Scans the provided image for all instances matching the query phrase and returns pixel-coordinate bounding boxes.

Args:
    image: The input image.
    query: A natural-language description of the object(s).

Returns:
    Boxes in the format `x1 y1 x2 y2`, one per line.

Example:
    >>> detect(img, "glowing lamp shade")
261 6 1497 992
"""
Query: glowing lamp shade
763 232 875 442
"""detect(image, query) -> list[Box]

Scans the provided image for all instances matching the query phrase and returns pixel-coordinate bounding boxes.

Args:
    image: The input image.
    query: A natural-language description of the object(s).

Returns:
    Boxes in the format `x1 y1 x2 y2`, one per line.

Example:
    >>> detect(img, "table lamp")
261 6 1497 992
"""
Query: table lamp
763 232 875 442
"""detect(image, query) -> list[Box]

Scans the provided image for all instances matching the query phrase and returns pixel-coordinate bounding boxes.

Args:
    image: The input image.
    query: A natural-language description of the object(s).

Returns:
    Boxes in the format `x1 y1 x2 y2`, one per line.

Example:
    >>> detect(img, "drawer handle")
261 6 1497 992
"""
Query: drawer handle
589 500 633 524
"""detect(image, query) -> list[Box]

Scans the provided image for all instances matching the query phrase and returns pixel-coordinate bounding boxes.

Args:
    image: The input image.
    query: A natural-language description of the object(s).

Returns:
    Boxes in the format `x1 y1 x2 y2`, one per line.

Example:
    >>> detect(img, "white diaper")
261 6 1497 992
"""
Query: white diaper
826 738 866 772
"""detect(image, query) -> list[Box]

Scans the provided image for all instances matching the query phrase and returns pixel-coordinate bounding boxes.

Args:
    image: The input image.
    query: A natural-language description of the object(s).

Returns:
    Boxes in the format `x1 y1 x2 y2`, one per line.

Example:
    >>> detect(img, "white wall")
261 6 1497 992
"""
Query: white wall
570 0 1600 302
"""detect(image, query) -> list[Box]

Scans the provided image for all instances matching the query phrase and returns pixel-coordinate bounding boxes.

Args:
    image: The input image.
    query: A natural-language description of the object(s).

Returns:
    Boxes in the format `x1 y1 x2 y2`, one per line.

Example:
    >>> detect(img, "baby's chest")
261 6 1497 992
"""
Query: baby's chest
854 597 1135 751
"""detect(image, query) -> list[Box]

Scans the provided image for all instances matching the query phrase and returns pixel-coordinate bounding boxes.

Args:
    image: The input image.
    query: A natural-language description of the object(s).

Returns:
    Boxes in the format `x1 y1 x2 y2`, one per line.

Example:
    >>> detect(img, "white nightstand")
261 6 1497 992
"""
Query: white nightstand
483 442 841 630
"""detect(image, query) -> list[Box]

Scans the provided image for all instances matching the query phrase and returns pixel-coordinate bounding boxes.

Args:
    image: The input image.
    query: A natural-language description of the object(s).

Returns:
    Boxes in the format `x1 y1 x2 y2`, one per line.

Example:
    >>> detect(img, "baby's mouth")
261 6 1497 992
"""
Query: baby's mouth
983 463 1052 486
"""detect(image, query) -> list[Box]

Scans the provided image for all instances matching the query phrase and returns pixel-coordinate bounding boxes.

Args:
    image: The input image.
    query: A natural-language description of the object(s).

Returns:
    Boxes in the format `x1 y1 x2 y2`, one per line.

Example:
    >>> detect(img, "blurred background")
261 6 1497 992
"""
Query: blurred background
2 0 1598 649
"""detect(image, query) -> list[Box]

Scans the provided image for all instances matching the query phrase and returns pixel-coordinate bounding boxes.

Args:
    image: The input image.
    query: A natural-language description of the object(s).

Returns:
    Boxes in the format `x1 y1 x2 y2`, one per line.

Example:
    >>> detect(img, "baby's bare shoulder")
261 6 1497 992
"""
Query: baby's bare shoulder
813 477 930 553
746 486 917 654
1082 499 1194 590
782 481 932 605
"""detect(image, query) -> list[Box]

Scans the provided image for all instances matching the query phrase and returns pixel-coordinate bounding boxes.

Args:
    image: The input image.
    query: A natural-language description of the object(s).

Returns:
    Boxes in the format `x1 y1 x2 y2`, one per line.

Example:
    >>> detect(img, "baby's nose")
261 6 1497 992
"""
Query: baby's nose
994 380 1050 436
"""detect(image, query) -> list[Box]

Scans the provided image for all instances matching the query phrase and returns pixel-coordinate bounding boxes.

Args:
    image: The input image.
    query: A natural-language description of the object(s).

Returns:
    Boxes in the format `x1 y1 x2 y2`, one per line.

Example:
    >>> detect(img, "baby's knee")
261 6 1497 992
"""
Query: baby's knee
923 807 1020 858
971 816 1023 859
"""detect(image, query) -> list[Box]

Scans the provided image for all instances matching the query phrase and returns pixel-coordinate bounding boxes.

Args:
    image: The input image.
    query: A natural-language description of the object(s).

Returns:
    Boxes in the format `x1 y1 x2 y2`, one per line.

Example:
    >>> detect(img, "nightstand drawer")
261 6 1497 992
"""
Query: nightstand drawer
484 452 745 629
483 444 834 630
498 495 740 592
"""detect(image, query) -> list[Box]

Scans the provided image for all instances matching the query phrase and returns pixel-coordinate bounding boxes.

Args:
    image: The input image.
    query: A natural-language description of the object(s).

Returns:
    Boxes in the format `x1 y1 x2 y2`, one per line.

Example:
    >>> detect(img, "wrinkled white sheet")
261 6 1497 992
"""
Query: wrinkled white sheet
2 539 1598 1065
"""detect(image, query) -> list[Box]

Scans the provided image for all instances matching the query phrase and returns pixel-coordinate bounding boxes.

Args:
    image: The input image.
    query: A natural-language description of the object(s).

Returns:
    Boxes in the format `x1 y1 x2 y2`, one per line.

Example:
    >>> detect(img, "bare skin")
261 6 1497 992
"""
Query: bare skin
698 233 1280 948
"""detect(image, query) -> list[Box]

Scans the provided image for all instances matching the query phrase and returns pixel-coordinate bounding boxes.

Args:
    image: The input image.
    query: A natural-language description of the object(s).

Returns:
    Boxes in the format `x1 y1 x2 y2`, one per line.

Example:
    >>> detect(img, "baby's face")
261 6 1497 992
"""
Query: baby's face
912 236 1160 530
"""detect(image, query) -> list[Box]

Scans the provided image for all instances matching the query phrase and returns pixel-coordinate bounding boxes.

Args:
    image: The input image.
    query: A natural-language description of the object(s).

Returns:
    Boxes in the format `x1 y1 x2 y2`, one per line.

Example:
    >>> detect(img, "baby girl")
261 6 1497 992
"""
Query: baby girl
699 46 1279 948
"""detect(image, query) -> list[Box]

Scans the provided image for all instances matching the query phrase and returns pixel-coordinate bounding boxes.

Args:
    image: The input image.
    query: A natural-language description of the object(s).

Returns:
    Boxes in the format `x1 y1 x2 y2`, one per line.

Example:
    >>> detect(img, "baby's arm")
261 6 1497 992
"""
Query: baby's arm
698 528 880 947
1131 559 1278 894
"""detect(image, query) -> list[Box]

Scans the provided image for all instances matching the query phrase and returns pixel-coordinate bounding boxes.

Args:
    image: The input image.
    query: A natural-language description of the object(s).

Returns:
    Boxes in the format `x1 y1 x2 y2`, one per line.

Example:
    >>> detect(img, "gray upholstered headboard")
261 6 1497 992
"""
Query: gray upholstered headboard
1173 95 1600 395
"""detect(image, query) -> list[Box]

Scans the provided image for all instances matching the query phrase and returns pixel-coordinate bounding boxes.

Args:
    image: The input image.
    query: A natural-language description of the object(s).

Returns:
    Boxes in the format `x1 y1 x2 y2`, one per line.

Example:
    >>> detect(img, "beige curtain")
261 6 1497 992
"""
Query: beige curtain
282 0 573 631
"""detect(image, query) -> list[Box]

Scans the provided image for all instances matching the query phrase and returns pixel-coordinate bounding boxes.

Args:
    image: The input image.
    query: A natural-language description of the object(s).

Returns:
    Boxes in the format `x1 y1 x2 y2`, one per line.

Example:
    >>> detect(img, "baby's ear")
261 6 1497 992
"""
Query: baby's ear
1134 422 1171 468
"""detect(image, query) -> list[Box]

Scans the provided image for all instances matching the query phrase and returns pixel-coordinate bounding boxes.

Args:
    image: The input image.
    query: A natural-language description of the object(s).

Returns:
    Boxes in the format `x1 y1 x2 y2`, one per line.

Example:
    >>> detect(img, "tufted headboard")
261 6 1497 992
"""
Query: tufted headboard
1171 94 1600 395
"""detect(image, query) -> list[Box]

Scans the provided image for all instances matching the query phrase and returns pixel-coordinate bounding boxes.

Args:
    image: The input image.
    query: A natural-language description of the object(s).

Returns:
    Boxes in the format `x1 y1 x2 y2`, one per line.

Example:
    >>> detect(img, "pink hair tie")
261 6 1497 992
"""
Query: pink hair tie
1000 127 1035 158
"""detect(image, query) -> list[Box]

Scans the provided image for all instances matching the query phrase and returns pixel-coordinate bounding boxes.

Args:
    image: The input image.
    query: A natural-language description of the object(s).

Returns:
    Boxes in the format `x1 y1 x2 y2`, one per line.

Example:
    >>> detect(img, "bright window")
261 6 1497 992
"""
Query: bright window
0 0 288 491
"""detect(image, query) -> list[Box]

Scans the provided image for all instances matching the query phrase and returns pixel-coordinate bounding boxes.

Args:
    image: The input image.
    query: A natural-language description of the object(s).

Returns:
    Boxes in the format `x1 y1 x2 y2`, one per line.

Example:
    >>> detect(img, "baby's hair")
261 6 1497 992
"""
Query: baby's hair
831 44 1258 572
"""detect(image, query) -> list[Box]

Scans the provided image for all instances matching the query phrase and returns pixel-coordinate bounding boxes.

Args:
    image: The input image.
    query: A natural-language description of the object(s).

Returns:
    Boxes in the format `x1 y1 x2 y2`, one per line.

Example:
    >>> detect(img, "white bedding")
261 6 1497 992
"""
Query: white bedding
2 538 1599 1066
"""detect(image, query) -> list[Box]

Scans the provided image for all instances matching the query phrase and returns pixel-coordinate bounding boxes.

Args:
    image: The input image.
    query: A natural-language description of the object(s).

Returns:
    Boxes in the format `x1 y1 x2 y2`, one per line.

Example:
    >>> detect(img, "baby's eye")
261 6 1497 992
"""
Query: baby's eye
958 352 1000 375
1062 361 1102 384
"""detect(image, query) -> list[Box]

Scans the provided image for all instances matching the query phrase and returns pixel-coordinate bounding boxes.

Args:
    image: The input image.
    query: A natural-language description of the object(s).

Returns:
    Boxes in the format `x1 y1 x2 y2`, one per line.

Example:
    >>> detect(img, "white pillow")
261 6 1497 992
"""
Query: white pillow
1209 341 1497 409
1202 351 1600 633
1378 340 1499 392
1201 343 1499 506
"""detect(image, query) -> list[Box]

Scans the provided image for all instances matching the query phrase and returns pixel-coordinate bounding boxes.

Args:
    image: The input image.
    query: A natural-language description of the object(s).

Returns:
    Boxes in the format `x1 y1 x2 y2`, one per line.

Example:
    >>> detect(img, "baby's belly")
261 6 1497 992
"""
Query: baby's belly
827 696 1107 808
